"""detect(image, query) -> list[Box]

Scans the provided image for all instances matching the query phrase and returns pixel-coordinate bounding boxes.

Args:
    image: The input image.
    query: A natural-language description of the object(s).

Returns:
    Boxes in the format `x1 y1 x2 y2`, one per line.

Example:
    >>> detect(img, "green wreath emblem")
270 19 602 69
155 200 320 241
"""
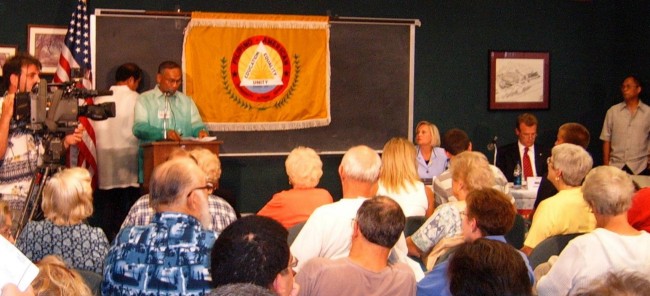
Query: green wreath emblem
220 55 300 111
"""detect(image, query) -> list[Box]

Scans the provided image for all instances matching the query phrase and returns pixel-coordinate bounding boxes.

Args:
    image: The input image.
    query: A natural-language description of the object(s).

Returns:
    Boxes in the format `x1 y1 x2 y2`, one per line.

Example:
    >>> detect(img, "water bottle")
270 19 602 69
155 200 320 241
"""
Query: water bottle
513 163 522 189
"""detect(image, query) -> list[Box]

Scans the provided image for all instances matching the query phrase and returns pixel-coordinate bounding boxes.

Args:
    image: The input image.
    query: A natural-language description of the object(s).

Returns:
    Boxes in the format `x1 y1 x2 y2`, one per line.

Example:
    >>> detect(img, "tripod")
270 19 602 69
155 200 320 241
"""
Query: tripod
15 163 63 238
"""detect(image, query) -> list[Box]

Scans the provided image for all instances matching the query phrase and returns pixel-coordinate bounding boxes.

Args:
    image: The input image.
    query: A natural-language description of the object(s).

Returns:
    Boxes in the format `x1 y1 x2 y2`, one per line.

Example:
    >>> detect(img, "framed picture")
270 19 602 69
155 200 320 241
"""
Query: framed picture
0 45 18 76
489 51 550 110
28 25 67 74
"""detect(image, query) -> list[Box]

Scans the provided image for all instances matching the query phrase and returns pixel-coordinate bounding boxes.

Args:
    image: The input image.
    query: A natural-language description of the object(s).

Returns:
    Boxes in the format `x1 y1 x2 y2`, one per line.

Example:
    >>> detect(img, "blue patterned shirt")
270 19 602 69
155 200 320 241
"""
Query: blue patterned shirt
16 220 109 274
102 212 217 296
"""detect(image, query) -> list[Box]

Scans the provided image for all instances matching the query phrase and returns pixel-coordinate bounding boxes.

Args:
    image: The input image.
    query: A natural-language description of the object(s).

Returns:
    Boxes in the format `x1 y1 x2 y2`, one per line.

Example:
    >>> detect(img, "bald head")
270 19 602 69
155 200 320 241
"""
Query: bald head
149 158 205 209
339 145 382 183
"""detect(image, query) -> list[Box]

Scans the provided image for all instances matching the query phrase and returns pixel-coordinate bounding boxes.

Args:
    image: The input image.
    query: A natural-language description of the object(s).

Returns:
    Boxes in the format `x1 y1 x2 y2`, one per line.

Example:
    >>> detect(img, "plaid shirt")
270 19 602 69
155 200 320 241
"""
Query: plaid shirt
121 193 237 234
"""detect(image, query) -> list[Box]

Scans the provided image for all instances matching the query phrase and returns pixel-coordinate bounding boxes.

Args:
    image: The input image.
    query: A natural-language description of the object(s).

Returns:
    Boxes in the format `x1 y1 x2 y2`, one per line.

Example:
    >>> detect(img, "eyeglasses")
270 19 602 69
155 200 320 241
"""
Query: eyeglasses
621 84 639 90
188 183 215 197
289 254 298 269
284 254 299 276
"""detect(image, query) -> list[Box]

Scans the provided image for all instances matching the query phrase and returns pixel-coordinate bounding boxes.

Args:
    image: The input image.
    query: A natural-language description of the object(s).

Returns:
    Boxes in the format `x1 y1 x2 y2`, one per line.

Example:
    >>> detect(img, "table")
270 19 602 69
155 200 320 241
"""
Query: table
508 183 537 219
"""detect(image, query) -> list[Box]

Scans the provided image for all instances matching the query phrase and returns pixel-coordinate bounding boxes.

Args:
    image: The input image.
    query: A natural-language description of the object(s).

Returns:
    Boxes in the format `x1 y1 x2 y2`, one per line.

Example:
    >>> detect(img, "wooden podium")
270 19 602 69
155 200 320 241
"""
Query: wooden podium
142 140 223 193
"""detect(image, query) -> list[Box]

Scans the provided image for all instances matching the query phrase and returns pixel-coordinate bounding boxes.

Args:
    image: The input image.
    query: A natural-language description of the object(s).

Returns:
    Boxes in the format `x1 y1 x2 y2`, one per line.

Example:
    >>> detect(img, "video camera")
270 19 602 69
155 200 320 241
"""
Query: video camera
13 79 115 133
12 79 116 164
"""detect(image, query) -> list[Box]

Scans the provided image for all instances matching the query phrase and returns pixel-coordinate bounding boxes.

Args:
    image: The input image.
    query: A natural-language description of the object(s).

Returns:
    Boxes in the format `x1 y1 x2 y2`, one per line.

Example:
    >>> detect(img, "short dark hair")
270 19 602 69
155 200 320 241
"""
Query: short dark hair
624 75 643 89
441 128 470 156
158 60 181 73
559 123 590 148
210 215 289 289
465 188 516 236
209 283 276 296
356 196 405 248
516 113 538 129
448 239 532 296
2 53 41 89
115 63 142 83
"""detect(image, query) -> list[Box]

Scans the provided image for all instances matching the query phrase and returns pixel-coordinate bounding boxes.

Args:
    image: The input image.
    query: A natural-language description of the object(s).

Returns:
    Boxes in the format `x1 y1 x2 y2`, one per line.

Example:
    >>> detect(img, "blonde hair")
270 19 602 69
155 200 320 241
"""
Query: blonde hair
450 151 495 192
379 137 420 193
285 146 323 188
189 148 222 181
32 255 92 296
416 121 442 147
41 168 93 225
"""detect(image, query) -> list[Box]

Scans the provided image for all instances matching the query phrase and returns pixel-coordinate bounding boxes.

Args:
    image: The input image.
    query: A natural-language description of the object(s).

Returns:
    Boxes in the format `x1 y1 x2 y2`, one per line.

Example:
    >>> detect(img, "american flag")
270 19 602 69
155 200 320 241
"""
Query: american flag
54 0 98 188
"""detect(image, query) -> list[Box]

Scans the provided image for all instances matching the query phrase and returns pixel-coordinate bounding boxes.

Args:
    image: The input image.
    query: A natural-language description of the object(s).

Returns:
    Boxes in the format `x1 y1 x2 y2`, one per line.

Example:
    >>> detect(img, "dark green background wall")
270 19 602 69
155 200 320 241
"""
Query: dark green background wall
1 1 648 213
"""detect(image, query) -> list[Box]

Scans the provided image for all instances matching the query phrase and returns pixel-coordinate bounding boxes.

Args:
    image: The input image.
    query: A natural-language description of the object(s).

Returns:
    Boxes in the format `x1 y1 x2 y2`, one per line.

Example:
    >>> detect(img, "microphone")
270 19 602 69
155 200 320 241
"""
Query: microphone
487 136 498 151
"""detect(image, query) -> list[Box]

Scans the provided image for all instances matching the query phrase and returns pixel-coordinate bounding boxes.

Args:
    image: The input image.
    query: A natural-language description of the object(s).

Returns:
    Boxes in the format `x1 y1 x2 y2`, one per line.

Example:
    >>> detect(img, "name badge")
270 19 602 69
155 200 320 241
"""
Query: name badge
158 109 170 119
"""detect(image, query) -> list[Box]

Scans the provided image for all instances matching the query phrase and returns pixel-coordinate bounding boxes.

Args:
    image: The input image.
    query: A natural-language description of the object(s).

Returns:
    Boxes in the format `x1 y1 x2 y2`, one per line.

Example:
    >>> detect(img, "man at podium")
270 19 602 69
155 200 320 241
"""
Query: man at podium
133 61 209 183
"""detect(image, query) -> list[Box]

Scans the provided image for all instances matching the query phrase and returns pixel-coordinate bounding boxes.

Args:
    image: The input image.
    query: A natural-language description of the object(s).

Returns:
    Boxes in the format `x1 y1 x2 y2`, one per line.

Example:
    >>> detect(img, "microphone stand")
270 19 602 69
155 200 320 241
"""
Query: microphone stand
163 92 169 140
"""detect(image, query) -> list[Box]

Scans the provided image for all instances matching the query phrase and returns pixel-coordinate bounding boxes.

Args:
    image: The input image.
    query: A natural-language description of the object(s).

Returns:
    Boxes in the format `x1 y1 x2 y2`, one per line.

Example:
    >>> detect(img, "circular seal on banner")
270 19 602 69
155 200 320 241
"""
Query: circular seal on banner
231 36 291 103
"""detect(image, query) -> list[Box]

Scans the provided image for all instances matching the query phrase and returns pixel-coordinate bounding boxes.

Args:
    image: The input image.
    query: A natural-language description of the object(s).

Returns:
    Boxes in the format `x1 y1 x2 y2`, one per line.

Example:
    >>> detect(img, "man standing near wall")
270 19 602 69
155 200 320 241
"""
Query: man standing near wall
91 63 142 240
601 75 650 175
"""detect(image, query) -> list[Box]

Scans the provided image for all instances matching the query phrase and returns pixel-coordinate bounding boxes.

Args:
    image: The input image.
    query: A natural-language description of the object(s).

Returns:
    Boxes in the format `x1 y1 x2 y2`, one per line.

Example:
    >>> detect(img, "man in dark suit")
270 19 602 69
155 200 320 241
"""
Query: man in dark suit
496 113 548 183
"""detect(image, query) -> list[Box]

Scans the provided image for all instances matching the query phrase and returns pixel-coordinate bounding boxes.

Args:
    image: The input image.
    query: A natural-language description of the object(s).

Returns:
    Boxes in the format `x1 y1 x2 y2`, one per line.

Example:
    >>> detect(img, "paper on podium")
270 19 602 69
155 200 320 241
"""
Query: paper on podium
181 136 217 142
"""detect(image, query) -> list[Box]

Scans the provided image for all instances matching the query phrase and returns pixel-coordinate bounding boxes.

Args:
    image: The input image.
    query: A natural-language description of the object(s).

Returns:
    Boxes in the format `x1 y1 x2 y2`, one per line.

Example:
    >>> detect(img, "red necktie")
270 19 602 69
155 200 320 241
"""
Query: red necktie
523 147 533 178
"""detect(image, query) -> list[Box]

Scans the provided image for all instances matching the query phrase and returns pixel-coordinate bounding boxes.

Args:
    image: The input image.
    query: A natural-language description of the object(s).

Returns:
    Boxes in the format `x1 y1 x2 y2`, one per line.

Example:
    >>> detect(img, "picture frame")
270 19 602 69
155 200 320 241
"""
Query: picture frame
28 25 67 74
0 45 18 76
489 51 550 110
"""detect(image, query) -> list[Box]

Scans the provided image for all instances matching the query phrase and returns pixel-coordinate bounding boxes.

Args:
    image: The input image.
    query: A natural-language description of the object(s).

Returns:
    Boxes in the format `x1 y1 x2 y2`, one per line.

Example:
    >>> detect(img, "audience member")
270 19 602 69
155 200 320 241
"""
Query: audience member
572 272 650 296
210 215 298 296
258 146 333 229
432 128 509 206
0 53 82 234
522 143 595 255
91 62 142 241
601 75 650 175
0 200 14 243
31 255 92 296
448 239 532 296
133 60 209 183
297 196 416 296
377 137 434 217
102 158 217 295
290 145 422 279
536 166 650 295
407 151 495 267
121 148 237 233
532 122 590 216
16 168 109 273
496 113 549 182
628 187 650 232
416 188 534 296
414 121 447 181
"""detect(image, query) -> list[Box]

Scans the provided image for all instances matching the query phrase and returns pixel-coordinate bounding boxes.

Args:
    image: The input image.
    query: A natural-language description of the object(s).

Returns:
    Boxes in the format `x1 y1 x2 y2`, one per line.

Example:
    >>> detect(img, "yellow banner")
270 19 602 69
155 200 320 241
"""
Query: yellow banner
184 12 330 131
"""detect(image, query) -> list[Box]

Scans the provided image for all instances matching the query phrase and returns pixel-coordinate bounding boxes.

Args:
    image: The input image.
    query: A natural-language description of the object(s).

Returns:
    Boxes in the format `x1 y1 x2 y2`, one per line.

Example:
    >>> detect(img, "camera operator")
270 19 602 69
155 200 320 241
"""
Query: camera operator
0 53 83 232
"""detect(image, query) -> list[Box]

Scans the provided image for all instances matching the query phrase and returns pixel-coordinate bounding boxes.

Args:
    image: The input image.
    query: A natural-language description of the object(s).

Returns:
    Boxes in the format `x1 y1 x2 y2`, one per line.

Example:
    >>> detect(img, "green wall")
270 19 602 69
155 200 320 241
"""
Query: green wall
1 1 648 213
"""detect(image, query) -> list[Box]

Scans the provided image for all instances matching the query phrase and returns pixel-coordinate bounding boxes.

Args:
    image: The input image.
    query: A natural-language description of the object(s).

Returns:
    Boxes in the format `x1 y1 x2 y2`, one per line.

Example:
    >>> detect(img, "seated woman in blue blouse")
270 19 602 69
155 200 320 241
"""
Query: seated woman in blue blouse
415 121 448 183
16 168 109 274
